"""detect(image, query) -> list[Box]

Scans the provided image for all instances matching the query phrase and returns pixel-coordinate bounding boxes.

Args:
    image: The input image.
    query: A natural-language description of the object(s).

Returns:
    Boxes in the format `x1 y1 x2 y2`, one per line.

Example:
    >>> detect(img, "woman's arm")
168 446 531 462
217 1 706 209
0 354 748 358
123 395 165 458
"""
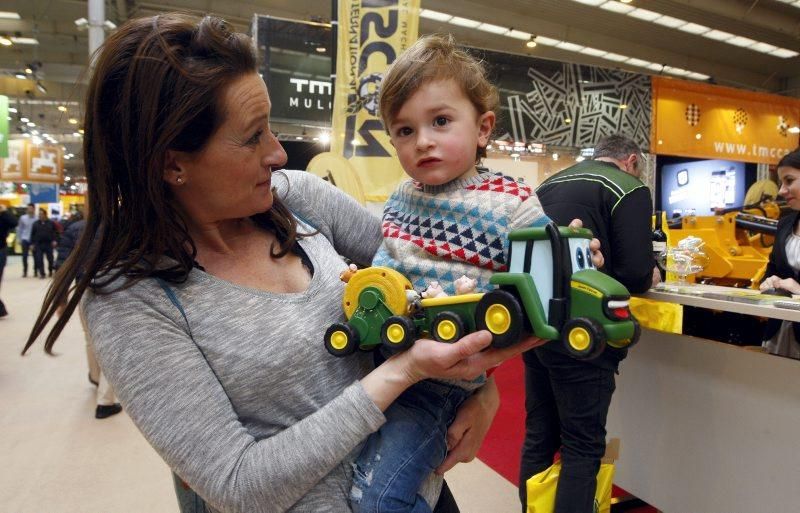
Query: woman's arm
84 282 385 513
276 170 382 265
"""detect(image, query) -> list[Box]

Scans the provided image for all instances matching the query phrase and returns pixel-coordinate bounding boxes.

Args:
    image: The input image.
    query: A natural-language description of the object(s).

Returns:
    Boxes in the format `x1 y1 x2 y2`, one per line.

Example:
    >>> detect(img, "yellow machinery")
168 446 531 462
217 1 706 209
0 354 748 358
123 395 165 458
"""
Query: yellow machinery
662 206 779 289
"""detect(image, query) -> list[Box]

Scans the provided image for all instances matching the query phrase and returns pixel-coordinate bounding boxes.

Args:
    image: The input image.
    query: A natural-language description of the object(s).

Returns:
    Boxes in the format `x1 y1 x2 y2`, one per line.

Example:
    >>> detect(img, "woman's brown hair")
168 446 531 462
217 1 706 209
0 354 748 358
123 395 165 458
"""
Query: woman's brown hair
25 13 302 354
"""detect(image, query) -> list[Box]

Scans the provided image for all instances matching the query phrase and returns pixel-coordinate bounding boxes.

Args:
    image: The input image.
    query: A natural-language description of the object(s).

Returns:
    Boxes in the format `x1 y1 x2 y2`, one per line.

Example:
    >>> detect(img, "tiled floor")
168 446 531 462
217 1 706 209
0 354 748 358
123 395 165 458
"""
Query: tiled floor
0 255 520 512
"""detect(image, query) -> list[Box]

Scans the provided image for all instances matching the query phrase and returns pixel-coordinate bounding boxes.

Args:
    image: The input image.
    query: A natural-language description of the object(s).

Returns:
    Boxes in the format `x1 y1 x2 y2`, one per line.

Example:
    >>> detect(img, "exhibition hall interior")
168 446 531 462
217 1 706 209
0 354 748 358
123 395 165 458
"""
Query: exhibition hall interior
1 1 799 512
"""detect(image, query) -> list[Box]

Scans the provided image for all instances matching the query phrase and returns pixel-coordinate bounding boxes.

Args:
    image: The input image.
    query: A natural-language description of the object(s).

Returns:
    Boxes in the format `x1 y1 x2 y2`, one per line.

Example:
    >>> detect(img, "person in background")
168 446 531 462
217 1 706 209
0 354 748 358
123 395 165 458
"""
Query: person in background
759 147 800 359
30 208 58 279
24 14 532 513
0 204 18 317
519 134 656 513
54 209 122 418
16 204 36 278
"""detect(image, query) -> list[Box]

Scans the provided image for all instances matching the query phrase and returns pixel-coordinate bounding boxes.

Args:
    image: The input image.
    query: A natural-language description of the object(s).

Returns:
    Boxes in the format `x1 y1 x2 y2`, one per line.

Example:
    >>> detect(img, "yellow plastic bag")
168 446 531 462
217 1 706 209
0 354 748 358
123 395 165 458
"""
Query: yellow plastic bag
526 461 615 513
629 296 683 334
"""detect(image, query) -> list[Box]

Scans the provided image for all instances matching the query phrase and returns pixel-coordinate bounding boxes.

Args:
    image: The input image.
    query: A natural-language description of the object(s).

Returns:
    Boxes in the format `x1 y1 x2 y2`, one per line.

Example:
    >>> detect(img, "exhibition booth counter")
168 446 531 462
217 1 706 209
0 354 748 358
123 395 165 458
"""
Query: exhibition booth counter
607 285 800 513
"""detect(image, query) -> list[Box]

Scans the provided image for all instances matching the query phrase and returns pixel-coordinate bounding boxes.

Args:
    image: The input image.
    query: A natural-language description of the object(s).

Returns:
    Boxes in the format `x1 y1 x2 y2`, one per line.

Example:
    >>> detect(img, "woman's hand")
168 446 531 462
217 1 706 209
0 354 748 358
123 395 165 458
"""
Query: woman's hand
760 275 800 294
435 376 500 474
362 332 542 411
568 218 605 268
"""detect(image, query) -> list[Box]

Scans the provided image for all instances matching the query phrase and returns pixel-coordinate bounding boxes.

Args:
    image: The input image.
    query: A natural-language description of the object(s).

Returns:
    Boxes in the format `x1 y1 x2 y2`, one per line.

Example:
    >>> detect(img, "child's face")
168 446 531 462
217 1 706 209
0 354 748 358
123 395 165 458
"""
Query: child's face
387 79 494 186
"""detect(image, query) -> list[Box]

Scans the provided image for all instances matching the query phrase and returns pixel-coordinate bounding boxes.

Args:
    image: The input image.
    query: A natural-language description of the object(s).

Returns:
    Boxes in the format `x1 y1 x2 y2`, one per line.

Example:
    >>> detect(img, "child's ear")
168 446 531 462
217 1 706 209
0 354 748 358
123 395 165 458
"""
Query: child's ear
477 111 496 147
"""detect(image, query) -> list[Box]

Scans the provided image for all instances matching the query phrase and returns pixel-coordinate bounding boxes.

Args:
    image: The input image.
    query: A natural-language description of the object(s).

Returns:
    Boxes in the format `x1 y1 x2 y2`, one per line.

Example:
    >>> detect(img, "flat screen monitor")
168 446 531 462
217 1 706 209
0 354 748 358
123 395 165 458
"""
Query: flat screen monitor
657 157 756 218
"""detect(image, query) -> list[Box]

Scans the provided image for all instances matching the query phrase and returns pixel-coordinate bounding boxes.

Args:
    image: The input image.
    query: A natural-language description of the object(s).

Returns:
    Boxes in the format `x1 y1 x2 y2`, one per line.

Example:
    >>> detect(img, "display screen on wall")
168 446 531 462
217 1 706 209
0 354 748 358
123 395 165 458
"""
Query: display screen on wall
657 157 756 217
253 16 333 127
470 48 651 152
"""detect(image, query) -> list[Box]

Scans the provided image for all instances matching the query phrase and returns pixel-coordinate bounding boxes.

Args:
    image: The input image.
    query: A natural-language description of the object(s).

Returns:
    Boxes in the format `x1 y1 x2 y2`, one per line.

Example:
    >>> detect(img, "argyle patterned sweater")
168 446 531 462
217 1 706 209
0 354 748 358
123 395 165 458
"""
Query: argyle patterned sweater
373 169 550 295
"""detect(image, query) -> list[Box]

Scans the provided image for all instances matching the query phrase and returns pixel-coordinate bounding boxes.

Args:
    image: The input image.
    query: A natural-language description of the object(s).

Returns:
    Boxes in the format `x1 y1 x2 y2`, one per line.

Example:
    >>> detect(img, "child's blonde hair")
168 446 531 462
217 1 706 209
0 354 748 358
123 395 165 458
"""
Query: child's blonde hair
379 34 499 161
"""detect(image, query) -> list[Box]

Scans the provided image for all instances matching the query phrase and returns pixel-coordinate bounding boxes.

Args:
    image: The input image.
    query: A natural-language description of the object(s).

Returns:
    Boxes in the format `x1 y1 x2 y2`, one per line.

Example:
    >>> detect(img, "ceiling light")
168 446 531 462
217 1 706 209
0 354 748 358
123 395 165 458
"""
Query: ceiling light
506 29 532 40
652 16 685 28
36 81 47 94
58 105 67 112
556 41 585 52
770 48 799 58
449 16 481 28
728 35 757 47
0 36 12 46
679 23 710 35
0 11 21 20
8 107 16 113
788 127 800 134
573 0 605 5
103 20 117 31
78 129 84 134
600 1 635 14
704 29 734 41
14 72 26 79
751 42 778 53
315 46 326 53
686 72 710 80
603 53 628 62
626 57 652 67
68 118 78 124
319 132 330 144
526 36 537 48
619 104 628 109
419 9 453 22
477 23 509 35
27 121 35 127
582 47 608 57
628 8 661 21
20 117 29 122
74 17 88 29
24 67 33 74
10 37 38 45
552 153 559 160
620 0 634 3
535 36 560 46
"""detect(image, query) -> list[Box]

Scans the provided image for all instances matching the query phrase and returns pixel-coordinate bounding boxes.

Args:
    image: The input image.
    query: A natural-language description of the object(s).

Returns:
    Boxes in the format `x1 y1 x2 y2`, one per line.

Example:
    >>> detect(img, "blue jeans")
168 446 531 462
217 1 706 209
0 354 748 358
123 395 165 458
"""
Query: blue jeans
351 379 470 513
519 347 616 513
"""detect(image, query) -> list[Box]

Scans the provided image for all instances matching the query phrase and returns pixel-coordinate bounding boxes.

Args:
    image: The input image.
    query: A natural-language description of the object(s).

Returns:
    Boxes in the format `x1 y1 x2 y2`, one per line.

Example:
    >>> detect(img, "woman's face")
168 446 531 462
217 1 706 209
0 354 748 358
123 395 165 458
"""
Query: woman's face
168 73 287 224
778 165 800 210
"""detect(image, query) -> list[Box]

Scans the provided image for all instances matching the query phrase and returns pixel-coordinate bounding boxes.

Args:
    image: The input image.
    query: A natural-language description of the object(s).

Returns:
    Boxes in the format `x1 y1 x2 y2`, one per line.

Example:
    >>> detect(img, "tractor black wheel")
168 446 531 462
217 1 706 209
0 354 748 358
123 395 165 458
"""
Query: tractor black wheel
431 312 466 343
324 323 359 357
475 290 524 348
562 317 606 360
380 316 417 352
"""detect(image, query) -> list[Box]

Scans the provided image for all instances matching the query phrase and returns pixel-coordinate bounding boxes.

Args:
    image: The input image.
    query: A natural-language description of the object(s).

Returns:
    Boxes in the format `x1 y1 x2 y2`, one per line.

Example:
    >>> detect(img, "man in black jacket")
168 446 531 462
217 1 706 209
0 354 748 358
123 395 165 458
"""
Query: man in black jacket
30 208 58 279
0 204 19 317
519 134 657 512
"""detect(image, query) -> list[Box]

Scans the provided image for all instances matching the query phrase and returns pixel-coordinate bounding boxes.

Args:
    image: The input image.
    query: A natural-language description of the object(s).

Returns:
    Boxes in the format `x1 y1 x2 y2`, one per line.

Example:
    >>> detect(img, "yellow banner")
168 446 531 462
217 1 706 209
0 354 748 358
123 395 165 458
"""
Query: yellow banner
327 0 419 201
653 76 800 164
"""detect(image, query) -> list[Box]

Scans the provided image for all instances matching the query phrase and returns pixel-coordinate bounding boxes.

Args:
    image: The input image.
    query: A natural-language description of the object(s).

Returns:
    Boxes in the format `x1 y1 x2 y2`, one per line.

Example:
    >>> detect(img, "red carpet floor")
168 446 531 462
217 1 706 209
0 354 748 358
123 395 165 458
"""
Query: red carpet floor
477 355 658 513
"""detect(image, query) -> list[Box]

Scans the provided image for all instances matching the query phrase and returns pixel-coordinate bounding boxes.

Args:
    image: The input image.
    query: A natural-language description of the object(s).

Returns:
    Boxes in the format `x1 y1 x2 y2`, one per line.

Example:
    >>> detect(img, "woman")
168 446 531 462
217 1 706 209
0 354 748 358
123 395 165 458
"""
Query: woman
759 147 800 359
24 14 539 512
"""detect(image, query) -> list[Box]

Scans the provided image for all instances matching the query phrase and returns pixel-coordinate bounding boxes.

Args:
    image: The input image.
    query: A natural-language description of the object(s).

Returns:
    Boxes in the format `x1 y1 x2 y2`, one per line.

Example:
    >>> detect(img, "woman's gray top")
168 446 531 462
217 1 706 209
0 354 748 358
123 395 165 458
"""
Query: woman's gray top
84 170 386 512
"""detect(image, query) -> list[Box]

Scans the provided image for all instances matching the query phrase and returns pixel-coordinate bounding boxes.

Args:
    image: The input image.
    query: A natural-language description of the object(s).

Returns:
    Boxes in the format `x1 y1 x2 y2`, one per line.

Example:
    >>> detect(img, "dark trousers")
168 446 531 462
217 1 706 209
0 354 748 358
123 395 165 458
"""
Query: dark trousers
33 243 54 277
21 240 31 275
519 348 616 513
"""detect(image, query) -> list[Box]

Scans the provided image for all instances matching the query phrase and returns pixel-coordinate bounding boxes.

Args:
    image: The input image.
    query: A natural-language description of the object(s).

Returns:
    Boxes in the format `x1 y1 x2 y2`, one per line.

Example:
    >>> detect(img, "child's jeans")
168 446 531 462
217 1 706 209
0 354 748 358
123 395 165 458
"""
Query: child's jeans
350 379 471 513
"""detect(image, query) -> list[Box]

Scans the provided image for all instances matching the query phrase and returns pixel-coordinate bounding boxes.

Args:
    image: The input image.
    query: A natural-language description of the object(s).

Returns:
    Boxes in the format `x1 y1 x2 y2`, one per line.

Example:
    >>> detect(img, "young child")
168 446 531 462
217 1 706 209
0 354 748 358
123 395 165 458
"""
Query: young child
349 34 552 513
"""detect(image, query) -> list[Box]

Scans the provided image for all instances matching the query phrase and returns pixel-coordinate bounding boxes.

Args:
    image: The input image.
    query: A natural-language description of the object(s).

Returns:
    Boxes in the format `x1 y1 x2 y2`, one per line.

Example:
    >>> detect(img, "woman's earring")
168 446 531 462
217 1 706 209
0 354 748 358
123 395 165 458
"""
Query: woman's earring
176 176 184 184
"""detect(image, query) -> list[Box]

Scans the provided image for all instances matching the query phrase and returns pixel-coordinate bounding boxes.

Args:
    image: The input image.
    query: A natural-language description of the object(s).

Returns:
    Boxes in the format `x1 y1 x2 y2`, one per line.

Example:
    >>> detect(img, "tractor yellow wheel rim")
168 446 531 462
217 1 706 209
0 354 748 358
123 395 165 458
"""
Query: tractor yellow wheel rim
330 331 348 351
485 304 511 334
437 320 457 341
386 324 405 344
568 327 591 351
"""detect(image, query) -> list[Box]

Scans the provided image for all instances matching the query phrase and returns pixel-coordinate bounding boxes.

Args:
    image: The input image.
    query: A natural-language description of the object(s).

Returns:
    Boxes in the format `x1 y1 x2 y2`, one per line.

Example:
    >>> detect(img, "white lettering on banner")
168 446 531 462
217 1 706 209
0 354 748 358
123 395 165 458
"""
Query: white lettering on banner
289 78 333 95
712 141 791 160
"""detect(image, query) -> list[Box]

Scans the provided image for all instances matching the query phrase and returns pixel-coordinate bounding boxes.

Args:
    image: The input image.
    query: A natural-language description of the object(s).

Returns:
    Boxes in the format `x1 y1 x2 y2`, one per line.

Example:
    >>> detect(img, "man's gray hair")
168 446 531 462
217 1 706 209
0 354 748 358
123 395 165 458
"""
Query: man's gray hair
593 134 642 162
